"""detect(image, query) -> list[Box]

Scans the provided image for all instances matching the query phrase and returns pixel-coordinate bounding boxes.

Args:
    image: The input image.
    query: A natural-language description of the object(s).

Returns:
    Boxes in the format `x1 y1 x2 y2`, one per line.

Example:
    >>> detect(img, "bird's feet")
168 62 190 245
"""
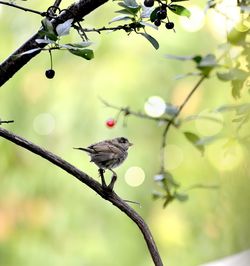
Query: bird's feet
98 168 107 188
98 168 117 192
107 173 117 191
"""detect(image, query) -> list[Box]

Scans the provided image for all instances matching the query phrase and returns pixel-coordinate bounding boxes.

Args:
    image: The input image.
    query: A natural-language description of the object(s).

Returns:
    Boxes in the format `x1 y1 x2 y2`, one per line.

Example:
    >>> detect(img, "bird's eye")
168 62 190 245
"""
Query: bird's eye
119 137 127 143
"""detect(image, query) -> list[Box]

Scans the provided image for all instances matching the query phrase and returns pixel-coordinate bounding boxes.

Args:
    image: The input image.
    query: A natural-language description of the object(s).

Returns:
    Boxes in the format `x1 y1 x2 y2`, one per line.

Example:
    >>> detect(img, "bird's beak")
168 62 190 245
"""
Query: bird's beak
73 147 84 150
129 142 133 147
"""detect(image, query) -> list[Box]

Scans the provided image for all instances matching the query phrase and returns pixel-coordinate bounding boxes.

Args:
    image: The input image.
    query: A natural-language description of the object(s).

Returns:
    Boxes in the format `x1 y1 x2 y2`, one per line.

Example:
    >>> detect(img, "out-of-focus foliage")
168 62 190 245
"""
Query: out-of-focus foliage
0 0 250 266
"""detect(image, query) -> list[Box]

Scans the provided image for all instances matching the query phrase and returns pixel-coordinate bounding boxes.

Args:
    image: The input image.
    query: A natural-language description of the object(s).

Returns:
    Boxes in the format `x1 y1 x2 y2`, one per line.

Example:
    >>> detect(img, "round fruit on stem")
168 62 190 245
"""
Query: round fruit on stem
144 0 154 7
154 19 161 27
165 21 174 29
106 118 116 128
45 69 55 79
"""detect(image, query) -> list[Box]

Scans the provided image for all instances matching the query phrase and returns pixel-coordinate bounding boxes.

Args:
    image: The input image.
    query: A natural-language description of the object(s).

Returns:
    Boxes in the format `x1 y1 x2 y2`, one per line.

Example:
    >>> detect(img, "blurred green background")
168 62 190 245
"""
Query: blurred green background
0 0 250 265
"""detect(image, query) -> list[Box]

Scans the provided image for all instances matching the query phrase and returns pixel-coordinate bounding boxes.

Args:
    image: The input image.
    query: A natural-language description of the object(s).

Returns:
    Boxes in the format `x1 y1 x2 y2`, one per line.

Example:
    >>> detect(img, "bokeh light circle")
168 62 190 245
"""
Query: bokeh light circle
195 109 224 137
33 113 55 135
125 166 145 187
165 145 184 170
180 6 205 32
207 138 244 171
144 96 166 118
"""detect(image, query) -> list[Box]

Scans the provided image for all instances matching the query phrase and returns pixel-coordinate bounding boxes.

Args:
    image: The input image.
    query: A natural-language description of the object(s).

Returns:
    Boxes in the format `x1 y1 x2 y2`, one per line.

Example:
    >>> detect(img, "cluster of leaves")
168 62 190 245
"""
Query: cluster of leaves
153 171 188 208
110 0 190 49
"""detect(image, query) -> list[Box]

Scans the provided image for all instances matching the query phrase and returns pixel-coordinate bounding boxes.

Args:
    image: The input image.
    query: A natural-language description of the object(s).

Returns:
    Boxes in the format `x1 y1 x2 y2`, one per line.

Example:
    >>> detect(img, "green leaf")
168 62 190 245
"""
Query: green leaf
40 18 58 41
152 191 165 200
138 32 159 50
139 21 158 30
124 0 139 8
168 4 191 17
118 2 141 14
197 54 217 75
227 27 249 45
109 15 133 23
174 192 189 202
56 19 73 37
61 41 93 49
68 49 94 60
12 48 42 59
217 68 249 82
196 135 220 146
150 7 161 22
184 131 204 154
141 5 154 18
115 8 134 15
231 79 245 99
165 103 179 116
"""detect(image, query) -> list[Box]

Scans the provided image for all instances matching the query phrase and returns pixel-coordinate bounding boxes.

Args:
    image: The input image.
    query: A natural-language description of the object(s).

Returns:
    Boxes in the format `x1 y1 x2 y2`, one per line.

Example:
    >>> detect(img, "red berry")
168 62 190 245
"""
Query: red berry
106 119 116 128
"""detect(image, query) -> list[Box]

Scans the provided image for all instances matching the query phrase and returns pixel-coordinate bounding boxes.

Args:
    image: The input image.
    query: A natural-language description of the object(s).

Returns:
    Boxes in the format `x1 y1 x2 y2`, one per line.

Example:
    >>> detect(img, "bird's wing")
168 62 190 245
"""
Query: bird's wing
89 143 123 157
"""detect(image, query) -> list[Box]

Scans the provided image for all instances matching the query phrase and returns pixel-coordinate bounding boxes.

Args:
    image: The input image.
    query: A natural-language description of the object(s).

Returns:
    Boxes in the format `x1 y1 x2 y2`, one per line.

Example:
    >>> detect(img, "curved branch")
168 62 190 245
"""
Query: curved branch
0 126 164 266
0 0 109 87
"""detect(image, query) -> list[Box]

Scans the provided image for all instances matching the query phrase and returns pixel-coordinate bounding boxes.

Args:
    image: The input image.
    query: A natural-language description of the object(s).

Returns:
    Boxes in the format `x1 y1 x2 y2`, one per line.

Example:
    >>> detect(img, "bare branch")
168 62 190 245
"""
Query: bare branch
0 1 46 16
101 98 174 124
0 0 109 87
0 126 164 266
160 75 206 171
0 120 14 124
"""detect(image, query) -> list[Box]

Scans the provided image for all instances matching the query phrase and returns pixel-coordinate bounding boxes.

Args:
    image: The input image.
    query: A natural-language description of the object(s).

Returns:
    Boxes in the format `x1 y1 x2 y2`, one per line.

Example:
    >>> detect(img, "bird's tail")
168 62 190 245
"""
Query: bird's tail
73 147 91 153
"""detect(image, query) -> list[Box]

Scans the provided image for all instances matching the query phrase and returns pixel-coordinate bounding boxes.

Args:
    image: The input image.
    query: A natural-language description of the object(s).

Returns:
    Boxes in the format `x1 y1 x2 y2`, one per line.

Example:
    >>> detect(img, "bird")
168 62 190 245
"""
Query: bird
74 137 133 190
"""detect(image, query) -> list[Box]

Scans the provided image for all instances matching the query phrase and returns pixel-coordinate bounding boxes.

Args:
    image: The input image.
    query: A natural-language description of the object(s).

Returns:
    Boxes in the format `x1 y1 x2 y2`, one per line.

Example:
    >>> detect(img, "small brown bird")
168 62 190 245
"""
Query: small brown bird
74 137 133 190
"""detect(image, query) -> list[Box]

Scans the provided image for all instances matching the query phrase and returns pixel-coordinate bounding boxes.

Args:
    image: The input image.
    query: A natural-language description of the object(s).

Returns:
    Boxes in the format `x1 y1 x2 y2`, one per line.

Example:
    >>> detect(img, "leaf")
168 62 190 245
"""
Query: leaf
168 4 191 18
174 192 189 202
198 54 217 67
68 49 94 60
118 2 141 14
150 6 161 22
141 5 154 18
13 48 42 58
56 19 74 36
109 15 133 24
152 191 165 200
139 21 158 30
61 41 93 50
165 103 179 116
115 8 134 15
231 79 245 99
35 38 55 45
227 27 249 45
197 54 217 75
40 18 57 41
217 68 249 82
138 32 159 50
124 0 139 8
196 135 220 146
41 18 54 33
184 131 204 154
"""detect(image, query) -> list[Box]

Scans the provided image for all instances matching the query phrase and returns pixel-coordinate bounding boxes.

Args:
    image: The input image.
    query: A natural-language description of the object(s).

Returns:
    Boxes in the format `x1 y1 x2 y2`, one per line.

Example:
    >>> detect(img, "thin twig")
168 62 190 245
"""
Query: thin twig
0 1 46 16
160 75 207 171
0 120 14 124
100 98 173 124
0 127 164 266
